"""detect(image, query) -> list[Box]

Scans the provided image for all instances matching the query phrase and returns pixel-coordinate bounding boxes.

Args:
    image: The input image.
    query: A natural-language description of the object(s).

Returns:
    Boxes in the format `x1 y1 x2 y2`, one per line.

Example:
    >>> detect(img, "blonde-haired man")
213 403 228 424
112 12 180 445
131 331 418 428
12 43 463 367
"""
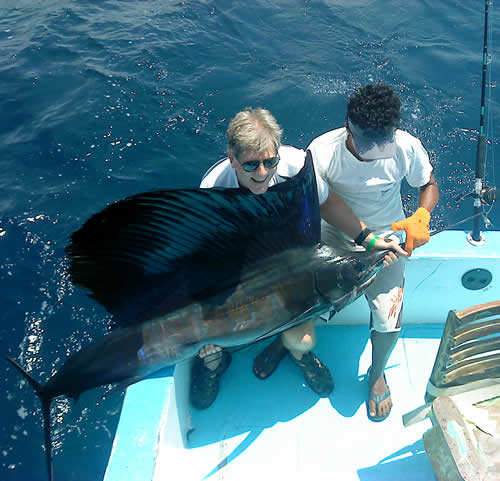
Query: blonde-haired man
190 107 405 410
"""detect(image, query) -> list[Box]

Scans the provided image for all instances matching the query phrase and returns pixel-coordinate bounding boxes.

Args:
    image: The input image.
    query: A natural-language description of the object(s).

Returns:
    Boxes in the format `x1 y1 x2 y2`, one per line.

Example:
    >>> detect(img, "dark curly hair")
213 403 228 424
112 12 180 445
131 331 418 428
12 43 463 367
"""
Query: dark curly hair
347 84 401 133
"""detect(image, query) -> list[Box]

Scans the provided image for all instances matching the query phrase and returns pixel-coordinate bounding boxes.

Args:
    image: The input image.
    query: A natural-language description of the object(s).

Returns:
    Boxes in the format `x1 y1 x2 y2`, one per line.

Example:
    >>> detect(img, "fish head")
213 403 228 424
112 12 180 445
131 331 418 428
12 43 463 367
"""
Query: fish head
314 246 388 312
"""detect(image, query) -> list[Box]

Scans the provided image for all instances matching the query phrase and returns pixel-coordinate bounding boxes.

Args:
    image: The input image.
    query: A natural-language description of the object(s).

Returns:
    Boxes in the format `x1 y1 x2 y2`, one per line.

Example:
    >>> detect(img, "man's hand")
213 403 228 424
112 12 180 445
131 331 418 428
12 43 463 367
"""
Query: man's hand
391 207 431 255
372 236 408 265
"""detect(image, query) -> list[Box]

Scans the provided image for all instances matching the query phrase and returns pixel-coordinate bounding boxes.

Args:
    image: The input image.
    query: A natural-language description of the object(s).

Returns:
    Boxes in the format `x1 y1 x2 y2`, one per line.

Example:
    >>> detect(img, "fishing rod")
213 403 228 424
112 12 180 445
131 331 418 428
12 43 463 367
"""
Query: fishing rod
430 212 484 237
470 0 496 242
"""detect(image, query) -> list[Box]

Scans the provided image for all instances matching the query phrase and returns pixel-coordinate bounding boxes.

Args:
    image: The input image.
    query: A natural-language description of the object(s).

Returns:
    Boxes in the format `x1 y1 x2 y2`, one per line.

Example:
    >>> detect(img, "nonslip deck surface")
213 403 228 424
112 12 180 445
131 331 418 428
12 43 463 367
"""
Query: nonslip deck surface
154 324 443 481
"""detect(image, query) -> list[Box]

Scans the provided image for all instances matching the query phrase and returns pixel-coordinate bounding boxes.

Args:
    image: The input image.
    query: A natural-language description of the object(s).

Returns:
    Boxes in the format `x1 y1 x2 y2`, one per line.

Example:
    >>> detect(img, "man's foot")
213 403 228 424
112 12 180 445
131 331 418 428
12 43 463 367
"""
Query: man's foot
367 369 392 422
190 349 231 410
290 351 334 397
253 337 287 379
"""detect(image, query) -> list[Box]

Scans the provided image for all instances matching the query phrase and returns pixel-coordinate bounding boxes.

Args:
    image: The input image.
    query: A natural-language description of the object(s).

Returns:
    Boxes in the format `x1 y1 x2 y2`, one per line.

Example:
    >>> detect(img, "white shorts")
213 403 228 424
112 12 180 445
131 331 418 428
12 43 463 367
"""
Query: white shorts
321 222 405 333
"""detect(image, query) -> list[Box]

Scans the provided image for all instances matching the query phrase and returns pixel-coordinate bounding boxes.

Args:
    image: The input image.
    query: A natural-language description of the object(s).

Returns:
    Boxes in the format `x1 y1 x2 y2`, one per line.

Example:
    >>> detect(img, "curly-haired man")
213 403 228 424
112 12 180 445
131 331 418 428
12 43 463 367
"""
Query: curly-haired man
307 83 439 421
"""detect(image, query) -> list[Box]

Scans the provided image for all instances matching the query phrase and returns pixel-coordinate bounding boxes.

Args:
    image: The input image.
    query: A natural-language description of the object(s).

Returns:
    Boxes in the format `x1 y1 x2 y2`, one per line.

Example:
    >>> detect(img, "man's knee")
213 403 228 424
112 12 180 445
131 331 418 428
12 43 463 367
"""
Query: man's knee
281 321 316 353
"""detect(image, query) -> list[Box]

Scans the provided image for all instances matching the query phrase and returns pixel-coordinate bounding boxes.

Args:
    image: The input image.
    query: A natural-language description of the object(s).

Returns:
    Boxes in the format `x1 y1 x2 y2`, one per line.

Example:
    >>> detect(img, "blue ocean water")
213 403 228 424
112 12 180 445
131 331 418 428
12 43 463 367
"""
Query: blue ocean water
0 1 498 480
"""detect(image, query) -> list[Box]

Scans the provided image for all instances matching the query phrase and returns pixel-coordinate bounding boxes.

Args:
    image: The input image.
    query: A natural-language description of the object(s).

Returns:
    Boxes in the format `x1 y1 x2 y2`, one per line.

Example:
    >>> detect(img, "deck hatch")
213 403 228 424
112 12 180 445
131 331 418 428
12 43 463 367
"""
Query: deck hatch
461 268 492 290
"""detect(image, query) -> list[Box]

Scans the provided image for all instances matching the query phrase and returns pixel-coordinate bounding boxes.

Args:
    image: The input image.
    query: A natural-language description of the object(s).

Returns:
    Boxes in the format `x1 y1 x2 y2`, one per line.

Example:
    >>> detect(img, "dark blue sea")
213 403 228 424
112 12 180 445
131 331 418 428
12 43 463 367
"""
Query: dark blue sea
1 1 498 480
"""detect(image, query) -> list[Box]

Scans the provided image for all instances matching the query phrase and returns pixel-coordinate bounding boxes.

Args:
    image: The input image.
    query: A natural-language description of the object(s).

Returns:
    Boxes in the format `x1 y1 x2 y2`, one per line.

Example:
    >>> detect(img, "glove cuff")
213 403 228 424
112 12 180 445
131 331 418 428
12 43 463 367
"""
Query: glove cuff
414 207 431 225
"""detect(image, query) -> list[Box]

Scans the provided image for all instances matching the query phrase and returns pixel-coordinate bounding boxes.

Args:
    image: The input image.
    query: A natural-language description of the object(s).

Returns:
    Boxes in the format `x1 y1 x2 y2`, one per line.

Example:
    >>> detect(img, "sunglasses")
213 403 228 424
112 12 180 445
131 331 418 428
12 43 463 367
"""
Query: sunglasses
238 154 280 172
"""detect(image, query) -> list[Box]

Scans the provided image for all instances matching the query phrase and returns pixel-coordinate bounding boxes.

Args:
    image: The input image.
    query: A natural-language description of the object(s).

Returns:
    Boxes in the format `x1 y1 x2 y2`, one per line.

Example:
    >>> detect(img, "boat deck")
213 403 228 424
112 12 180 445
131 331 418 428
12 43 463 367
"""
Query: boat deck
156 325 441 481
104 324 443 481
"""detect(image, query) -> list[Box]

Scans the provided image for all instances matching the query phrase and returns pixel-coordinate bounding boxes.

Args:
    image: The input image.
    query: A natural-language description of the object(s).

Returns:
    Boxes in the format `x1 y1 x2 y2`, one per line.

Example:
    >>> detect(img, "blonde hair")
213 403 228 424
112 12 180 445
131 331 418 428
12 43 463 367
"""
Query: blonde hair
226 108 282 159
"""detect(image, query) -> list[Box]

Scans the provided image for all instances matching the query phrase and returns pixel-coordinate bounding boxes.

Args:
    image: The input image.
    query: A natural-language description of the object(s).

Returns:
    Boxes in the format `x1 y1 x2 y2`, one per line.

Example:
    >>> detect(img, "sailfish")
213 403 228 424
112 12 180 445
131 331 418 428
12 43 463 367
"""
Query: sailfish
7 153 390 481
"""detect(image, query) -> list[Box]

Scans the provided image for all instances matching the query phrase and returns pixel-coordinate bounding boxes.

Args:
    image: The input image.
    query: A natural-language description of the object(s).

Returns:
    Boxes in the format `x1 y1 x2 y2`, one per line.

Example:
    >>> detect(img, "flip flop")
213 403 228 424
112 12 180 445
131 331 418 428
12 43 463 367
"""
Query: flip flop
366 368 392 422
253 337 287 379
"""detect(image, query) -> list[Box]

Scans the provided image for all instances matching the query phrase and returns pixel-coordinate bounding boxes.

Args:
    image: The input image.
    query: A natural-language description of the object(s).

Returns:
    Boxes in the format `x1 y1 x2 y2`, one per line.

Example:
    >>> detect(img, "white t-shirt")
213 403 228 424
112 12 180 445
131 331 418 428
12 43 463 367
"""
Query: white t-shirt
200 145 328 204
308 127 433 232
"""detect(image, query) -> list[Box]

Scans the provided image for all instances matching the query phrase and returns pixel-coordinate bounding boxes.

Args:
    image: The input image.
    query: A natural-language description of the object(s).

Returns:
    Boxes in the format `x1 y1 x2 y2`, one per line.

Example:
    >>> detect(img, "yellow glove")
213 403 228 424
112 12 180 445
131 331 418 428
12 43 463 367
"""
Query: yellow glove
391 207 430 256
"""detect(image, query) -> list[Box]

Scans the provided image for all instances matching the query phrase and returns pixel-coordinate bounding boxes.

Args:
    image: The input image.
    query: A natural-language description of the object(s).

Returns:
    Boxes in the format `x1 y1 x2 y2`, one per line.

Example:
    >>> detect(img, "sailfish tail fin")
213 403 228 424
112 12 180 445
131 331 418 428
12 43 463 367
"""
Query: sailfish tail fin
6 357 54 481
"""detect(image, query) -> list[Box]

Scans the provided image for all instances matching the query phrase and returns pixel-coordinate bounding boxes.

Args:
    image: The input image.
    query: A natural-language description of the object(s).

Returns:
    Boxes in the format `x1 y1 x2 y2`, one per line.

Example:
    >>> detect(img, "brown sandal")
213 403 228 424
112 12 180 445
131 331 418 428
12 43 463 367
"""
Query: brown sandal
253 337 287 379
290 351 334 397
190 350 231 410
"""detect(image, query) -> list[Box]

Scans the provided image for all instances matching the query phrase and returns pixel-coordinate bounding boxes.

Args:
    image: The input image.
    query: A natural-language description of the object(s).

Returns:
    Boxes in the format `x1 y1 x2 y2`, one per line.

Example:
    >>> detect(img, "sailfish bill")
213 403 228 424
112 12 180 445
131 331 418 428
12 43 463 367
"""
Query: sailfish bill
7 154 389 481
